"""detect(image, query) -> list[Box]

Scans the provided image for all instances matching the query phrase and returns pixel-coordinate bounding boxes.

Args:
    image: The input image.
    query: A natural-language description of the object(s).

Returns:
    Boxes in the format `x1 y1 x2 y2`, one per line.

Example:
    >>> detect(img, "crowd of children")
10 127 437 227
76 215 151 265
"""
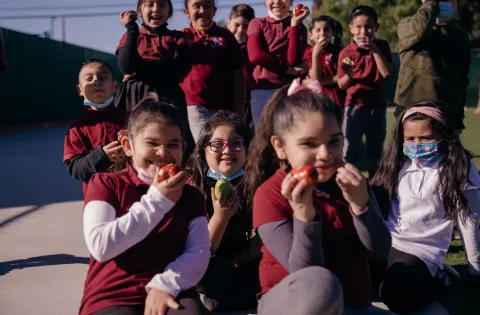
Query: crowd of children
62 0 480 314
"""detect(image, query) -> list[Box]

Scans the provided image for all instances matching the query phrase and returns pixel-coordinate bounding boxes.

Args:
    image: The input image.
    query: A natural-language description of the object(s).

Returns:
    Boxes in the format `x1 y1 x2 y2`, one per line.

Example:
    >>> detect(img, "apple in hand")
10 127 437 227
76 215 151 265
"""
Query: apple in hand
157 164 182 182
290 166 318 188
293 4 305 16
117 129 128 142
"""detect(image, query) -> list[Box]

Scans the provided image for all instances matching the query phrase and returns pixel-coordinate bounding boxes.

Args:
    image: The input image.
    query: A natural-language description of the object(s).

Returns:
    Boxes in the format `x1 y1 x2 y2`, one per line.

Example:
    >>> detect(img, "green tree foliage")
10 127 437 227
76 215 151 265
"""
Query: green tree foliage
314 0 480 50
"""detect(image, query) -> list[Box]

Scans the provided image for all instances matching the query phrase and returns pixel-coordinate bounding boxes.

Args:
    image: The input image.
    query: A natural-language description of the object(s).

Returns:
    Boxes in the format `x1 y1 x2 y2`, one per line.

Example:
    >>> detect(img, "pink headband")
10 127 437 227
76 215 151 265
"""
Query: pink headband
287 78 322 96
402 106 447 126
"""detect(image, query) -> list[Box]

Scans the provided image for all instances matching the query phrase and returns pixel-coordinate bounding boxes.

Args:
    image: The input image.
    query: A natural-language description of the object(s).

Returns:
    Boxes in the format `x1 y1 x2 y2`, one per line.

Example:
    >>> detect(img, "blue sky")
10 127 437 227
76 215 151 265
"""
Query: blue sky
0 0 312 54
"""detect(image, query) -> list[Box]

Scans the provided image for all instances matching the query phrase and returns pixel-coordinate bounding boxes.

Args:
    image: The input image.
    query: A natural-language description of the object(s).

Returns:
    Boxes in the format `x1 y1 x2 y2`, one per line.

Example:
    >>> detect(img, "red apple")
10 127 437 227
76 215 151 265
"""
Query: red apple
290 166 318 188
117 129 128 142
293 4 304 17
157 164 182 182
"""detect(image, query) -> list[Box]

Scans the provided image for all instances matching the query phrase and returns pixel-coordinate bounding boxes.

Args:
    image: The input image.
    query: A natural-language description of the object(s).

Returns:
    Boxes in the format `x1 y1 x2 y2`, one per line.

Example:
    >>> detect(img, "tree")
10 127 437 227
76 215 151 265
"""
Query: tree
314 0 480 50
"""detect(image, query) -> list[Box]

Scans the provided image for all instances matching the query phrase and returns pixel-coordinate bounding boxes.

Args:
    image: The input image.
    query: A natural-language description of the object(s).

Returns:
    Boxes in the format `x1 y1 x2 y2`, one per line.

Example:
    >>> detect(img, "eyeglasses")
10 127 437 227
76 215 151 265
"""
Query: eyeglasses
208 141 245 153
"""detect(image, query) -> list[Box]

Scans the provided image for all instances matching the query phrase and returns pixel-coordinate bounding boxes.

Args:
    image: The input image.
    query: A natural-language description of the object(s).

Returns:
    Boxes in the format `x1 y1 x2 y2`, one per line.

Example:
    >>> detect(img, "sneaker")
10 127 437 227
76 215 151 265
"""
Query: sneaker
199 293 220 312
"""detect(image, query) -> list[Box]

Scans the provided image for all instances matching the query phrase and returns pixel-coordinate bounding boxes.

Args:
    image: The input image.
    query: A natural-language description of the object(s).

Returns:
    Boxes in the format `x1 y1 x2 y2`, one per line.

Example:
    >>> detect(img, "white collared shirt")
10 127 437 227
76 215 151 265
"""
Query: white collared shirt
387 159 480 276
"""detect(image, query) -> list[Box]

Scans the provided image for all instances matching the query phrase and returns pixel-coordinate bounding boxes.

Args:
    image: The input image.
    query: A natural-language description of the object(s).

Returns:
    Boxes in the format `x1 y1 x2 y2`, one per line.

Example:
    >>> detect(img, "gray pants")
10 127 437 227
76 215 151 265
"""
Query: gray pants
258 266 344 315
187 105 213 143
342 106 386 177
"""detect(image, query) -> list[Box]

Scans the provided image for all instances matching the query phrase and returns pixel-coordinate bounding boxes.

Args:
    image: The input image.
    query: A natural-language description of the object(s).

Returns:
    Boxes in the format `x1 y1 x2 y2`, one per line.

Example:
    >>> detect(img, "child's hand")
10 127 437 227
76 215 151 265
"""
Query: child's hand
211 188 239 220
312 38 328 56
123 72 136 82
291 6 310 26
145 289 180 315
281 173 316 222
336 163 369 215
103 141 123 162
120 10 137 26
153 167 186 203
354 36 369 48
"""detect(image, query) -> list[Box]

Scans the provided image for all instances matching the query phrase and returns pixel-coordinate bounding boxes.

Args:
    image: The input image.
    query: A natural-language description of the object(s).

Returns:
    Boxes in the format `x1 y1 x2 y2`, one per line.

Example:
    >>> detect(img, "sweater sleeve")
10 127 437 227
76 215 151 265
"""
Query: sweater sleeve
397 1 439 53
83 186 176 262
145 216 211 297
247 19 289 74
350 190 392 263
117 21 140 75
457 191 480 275
257 218 324 273
65 146 111 183
287 25 308 66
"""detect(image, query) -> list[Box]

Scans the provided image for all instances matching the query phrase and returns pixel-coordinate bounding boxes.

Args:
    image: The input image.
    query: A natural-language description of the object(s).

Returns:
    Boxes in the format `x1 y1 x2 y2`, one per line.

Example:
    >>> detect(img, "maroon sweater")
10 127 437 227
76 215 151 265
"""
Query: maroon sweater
253 169 375 309
247 16 307 90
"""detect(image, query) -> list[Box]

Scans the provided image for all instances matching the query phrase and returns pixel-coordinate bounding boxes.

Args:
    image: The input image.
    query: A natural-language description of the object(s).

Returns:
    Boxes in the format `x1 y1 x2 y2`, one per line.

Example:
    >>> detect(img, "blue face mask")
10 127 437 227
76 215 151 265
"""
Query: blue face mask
437 2 455 23
207 167 244 182
84 96 114 109
403 141 444 166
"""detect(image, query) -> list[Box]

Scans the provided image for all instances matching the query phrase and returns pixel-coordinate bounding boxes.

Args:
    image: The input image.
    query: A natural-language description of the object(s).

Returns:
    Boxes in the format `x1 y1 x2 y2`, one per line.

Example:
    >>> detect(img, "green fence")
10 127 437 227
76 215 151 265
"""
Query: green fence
0 27 479 128
0 27 122 128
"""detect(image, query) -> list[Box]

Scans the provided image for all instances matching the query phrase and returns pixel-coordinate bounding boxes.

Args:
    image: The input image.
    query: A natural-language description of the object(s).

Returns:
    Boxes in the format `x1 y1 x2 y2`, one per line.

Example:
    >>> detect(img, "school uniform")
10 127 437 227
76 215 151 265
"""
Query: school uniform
303 44 345 107
241 43 255 131
80 164 210 315
252 168 391 314
190 176 260 311
337 39 392 177
380 159 480 314
247 16 308 129
180 23 244 142
63 105 126 189
115 22 189 112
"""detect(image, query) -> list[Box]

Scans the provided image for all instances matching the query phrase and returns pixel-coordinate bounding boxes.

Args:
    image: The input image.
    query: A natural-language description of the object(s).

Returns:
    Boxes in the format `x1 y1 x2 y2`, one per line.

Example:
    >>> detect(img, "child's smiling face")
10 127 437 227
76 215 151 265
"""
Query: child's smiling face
266 0 292 18
349 14 377 40
310 20 333 44
184 0 216 29
206 124 246 177
140 0 170 28
271 111 344 183
77 62 115 104
227 15 250 43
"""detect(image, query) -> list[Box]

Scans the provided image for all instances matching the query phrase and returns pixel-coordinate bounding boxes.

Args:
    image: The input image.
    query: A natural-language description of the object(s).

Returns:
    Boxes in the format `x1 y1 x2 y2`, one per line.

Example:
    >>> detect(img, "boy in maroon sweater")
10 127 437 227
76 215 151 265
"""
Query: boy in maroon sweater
337 5 392 178
226 4 256 130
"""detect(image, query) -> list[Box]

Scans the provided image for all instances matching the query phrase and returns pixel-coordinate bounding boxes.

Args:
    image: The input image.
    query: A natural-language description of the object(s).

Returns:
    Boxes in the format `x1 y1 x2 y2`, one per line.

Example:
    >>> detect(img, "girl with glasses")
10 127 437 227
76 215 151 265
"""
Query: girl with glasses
185 110 261 312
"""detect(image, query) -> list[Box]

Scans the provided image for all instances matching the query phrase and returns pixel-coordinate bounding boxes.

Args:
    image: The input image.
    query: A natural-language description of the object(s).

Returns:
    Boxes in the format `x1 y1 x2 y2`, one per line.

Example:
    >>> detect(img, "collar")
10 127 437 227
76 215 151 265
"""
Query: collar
190 22 216 36
265 15 291 24
140 23 168 35
85 101 115 113
122 163 149 188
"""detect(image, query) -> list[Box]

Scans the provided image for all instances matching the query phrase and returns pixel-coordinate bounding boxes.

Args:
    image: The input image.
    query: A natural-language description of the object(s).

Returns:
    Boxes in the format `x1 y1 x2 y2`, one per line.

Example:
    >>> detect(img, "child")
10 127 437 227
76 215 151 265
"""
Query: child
115 0 189 114
79 94 211 315
64 59 126 187
244 82 392 314
181 0 246 143
226 4 256 131
394 0 470 131
185 110 259 312
303 15 345 108
247 0 309 130
337 5 392 178
371 102 480 314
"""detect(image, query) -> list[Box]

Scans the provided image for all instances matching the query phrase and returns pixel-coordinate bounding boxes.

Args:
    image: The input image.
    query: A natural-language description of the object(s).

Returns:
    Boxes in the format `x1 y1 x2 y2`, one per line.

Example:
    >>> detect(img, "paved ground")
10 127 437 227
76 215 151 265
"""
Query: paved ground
0 126 450 315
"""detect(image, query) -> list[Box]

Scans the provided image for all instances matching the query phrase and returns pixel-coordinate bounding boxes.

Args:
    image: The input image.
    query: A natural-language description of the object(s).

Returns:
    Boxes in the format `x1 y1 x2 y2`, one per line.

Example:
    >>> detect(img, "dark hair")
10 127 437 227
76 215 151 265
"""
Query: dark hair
186 110 253 199
309 15 335 32
128 92 182 138
244 85 342 205
331 18 343 45
137 0 173 19
80 59 114 77
371 101 473 220
184 0 215 10
229 4 255 21
348 5 378 25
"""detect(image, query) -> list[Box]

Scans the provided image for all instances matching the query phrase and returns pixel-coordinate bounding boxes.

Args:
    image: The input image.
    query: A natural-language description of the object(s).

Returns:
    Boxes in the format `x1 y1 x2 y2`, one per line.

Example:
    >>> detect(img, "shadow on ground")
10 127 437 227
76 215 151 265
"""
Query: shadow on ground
0 254 89 276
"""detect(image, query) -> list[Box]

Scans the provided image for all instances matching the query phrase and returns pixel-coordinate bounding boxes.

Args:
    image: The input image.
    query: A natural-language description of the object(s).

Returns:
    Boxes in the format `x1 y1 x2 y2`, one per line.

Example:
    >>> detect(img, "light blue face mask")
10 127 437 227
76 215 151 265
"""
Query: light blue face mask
403 141 445 167
437 2 455 23
207 167 244 182
84 96 114 109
